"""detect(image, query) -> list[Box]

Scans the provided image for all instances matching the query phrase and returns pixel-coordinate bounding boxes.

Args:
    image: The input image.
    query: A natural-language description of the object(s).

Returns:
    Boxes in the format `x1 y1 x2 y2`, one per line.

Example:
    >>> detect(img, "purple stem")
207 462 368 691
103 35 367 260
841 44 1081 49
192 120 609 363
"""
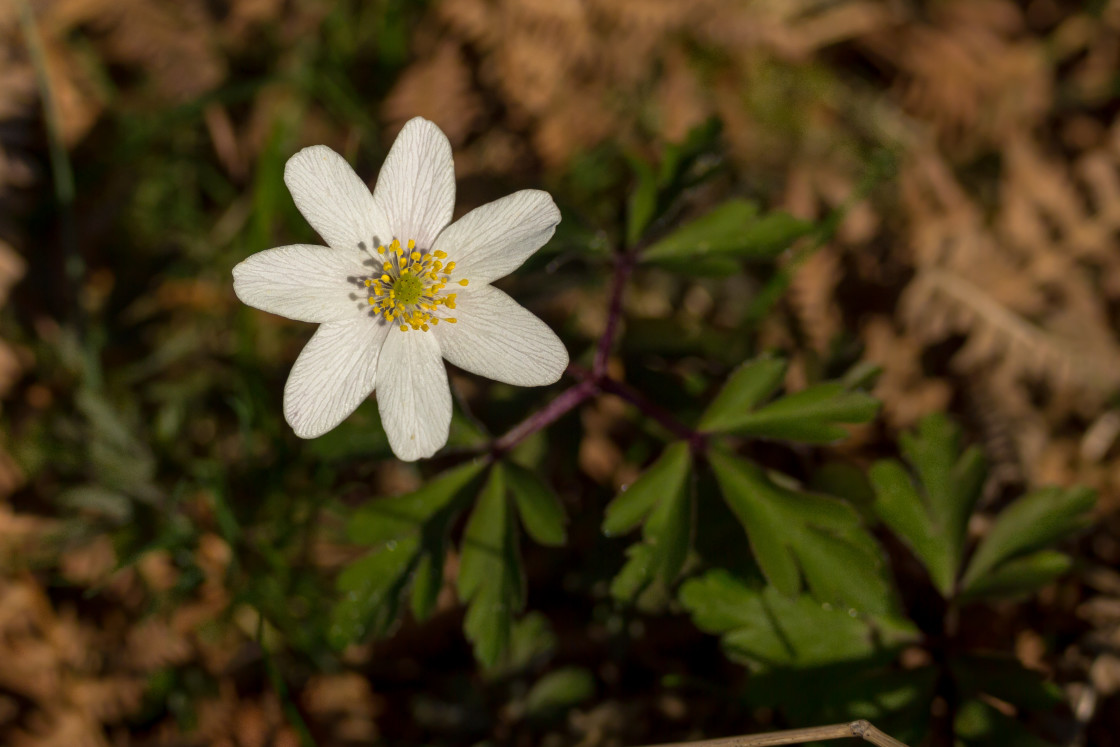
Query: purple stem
597 376 705 451
488 247 702 456
593 251 636 378
491 374 597 457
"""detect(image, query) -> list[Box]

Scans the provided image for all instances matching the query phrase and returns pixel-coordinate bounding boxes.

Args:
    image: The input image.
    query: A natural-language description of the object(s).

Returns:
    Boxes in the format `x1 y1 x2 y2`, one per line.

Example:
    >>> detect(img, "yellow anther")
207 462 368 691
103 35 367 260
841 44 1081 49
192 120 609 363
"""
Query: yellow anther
458 279 469 286
362 243 462 332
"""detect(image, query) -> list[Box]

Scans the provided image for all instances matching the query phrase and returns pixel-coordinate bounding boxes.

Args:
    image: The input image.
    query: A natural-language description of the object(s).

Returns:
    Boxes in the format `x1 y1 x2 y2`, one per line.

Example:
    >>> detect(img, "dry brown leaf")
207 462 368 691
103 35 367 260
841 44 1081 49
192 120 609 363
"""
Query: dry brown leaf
126 617 193 672
862 317 951 430
384 41 483 147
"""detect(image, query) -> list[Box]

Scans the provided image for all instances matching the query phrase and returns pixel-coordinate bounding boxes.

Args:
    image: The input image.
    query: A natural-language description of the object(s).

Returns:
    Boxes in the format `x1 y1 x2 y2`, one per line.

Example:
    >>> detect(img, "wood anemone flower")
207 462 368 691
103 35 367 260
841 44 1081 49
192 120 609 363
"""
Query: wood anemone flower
233 117 568 460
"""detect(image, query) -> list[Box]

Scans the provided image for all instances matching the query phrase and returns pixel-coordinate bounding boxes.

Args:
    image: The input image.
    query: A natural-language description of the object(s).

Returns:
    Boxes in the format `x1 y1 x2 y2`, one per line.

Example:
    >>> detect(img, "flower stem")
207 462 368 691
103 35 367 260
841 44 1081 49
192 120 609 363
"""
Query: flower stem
597 376 704 451
488 246 706 457
593 250 636 378
490 374 597 457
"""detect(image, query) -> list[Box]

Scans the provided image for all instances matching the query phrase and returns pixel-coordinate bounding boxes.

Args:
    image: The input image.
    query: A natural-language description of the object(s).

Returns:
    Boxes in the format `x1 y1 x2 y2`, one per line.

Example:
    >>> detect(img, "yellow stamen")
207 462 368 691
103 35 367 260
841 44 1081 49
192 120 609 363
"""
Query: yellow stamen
362 239 469 334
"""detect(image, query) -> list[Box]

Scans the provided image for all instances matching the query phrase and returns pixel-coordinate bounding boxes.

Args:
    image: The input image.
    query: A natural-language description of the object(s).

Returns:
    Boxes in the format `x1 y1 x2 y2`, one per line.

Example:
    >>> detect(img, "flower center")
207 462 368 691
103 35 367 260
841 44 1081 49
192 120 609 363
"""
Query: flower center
364 238 469 332
393 273 424 305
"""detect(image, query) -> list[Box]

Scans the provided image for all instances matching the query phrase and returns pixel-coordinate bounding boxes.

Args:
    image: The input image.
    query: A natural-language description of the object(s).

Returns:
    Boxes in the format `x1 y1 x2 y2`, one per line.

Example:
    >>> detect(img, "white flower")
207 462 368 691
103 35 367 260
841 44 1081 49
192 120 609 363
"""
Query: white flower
232 117 568 460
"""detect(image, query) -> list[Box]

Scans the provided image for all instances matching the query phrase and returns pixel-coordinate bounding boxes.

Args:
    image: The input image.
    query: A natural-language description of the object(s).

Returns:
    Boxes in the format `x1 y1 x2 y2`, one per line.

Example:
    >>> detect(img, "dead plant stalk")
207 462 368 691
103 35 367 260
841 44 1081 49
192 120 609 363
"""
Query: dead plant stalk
635 720 910 747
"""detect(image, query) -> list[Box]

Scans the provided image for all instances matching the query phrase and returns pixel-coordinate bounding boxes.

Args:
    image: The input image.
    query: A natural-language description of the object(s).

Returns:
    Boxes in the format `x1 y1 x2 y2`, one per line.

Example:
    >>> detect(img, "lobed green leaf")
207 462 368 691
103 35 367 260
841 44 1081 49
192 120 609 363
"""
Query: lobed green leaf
329 534 421 649
870 414 985 596
709 451 895 616
602 442 691 537
458 465 525 666
347 460 487 546
604 443 693 600
698 355 787 432
506 461 567 547
680 570 914 671
643 199 814 264
960 485 1094 594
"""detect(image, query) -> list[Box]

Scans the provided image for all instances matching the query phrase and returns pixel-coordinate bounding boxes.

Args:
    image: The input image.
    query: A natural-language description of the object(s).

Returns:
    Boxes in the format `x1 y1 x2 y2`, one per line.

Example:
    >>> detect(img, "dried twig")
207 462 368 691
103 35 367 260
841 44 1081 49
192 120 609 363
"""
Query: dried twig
634 720 911 747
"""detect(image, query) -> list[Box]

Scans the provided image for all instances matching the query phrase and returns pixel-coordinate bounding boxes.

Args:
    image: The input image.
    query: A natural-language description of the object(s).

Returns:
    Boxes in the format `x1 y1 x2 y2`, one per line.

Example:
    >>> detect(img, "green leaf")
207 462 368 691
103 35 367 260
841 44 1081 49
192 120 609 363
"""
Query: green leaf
954 698 1056 747
626 155 658 246
329 534 420 649
961 485 1094 594
709 451 894 616
603 442 692 536
523 667 596 718
737 211 817 255
506 462 567 547
458 466 525 666
409 551 442 622
501 612 558 675
959 550 1073 600
869 460 953 594
869 414 985 596
679 570 915 670
643 200 815 266
604 443 693 600
657 117 722 188
697 355 787 432
347 460 487 546
704 381 879 443
609 543 656 601
608 477 692 600
643 199 759 261
644 465 693 584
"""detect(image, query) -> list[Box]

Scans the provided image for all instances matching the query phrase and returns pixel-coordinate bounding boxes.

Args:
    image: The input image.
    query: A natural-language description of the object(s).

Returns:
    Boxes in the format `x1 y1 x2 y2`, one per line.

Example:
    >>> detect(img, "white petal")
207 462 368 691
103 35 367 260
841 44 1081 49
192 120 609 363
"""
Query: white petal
233 244 371 323
372 117 455 251
376 328 452 461
433 284 568 386
431 190 560 285
283 315 391 438
284 145 391 257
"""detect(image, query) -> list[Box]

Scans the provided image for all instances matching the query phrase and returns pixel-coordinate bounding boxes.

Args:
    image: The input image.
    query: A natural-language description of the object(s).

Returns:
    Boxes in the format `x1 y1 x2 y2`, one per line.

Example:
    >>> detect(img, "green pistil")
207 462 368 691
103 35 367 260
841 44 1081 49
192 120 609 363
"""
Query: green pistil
394 273 423 305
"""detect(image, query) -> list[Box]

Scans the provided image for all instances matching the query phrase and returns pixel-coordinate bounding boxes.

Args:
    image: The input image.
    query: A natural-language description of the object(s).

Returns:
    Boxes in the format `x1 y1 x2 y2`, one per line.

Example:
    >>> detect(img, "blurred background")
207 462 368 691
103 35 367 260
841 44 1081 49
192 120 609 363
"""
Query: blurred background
3 0 1120 745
